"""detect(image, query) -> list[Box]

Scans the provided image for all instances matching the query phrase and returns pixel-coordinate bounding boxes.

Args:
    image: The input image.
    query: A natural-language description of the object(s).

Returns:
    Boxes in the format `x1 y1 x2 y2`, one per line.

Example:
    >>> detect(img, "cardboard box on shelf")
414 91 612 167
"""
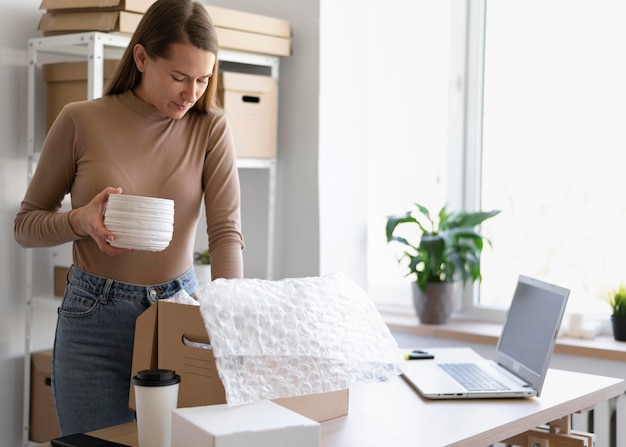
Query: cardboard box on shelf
39 0 155 14
37 4 292 56
218 71 278 159
129 300 349 422
205 5 291 39
42 59 120 130
38 10 143 35
207 4 292 56
53 265 70 297
216 27 291 57
30 350 61 443
171 401 320 447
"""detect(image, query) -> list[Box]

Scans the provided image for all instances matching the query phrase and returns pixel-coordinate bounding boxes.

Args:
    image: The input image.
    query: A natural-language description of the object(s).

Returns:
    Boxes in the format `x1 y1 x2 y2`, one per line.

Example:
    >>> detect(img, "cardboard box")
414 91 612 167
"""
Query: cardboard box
215 27 291 57
38 10 143 35
219 71 278 158
42 59 119 130
207 4 291 56
30 350 61 443
129 301 349 422
205 5 291 39
39 0 155 14
171 401 320 447
37 5 292 56
53 265 69 297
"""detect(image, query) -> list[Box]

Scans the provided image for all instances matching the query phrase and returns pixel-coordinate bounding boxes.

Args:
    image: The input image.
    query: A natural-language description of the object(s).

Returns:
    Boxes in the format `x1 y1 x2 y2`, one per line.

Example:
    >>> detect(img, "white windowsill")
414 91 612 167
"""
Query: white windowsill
380 304 626 363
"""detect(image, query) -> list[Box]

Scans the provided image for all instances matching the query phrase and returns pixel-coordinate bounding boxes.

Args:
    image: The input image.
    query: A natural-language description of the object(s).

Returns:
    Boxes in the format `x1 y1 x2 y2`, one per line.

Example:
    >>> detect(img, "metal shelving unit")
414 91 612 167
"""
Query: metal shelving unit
23 32 279 447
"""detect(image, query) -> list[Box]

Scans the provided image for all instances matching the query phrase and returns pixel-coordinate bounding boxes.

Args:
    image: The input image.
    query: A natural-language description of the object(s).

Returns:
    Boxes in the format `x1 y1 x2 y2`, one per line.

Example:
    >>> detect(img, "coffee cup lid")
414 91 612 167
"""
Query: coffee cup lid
132 369 181 387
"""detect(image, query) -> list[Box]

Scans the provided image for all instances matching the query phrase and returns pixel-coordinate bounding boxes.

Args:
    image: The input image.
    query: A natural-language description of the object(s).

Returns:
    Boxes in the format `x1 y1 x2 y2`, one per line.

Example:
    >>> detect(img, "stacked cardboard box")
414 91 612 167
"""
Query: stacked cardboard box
38 0 154 35
36 1 292 57
38 2 290 158
205 5 292 57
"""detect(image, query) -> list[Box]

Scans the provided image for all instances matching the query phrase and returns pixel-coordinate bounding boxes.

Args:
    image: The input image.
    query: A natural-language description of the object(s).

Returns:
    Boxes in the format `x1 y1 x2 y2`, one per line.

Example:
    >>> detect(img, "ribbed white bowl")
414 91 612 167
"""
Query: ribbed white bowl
104 194 174 251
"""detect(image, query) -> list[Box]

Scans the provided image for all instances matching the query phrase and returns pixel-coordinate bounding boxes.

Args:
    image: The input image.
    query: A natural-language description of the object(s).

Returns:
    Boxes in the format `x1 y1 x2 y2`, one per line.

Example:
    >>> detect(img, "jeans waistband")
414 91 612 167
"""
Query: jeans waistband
67 265 197 303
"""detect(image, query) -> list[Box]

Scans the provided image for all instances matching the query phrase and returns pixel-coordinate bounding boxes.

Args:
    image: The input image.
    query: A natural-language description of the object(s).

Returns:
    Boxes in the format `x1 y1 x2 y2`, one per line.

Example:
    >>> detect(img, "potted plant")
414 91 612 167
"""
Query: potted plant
385 203 500 324
193 249 212 284
608 284 626 341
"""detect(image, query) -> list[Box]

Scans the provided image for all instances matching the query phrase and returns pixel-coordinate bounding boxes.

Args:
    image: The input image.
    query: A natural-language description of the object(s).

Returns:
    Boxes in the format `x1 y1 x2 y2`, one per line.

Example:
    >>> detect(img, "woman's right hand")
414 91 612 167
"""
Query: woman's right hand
69 187 131 255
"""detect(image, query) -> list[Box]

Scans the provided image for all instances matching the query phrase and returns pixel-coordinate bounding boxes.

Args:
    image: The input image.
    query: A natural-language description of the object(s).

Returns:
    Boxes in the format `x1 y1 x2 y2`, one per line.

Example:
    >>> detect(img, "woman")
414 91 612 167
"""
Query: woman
14 0 244 435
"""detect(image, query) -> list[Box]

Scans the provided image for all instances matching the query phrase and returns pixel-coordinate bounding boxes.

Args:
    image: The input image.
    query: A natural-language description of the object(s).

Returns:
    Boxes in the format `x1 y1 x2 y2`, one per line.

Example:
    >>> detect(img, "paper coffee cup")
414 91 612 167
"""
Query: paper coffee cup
133 369 181 447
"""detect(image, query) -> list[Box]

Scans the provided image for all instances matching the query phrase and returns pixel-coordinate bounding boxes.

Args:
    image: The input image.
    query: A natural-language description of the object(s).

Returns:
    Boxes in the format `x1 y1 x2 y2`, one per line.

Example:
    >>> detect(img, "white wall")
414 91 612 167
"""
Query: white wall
204 0 369 287
1 2 47 446
204 0 325 281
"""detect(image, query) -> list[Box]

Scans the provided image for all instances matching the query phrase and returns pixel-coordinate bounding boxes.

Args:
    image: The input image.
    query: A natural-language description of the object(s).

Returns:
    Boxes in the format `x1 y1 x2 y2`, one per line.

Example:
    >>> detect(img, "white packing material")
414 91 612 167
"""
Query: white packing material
195 272 405 406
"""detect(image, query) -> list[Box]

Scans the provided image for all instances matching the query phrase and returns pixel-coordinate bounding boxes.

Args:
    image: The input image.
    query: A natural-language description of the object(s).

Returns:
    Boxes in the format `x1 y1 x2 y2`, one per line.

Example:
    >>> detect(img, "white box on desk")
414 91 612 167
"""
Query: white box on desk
171 400 320 447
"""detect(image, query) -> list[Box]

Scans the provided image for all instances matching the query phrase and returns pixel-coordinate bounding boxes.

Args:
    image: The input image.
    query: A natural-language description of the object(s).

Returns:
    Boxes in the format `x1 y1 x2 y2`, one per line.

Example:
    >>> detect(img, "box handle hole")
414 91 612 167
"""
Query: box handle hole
182 335 212 350
242 95 260 103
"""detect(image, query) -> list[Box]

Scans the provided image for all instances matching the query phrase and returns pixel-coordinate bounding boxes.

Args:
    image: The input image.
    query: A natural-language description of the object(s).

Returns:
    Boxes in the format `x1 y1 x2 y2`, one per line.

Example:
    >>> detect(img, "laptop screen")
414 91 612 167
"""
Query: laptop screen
495 275 569 388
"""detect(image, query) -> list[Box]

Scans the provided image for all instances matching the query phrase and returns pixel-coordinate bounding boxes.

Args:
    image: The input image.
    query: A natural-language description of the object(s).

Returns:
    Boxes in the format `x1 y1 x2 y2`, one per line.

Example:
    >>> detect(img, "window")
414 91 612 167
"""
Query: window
470 0 626 328
369 1 625 331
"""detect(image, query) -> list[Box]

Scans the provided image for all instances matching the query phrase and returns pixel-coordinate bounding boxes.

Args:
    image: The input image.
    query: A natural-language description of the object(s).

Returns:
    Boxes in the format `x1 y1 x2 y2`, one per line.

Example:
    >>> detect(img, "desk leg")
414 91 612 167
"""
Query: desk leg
502 414 595 447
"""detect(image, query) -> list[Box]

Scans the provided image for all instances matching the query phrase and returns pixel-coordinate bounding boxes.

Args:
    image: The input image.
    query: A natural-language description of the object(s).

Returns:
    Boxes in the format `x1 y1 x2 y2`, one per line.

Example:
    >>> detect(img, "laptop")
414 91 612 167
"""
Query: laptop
402 275 569 399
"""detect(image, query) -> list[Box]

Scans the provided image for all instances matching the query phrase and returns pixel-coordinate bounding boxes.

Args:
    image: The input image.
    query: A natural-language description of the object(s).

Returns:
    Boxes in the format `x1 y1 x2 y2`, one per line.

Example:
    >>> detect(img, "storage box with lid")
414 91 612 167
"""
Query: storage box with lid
218 71 278 159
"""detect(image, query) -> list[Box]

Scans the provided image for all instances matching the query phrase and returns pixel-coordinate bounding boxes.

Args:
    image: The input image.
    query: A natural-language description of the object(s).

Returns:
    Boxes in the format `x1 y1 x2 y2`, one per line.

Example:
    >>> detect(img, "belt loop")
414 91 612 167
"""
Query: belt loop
100 278 114 304
65 265 75 285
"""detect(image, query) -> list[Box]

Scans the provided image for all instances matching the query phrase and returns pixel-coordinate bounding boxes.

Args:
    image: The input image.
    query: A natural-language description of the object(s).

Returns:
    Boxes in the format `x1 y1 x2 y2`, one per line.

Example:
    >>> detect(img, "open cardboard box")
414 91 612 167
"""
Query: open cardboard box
129 300 349 422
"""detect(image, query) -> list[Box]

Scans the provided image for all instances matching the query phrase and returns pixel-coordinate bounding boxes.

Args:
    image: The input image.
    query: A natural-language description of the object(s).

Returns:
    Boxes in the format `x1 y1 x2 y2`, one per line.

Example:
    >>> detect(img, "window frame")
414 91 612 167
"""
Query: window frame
450 0 508 321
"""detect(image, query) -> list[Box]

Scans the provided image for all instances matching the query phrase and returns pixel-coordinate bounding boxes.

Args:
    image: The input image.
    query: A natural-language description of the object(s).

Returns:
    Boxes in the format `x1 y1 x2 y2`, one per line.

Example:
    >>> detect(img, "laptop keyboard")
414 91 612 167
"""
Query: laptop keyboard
438 363 510 391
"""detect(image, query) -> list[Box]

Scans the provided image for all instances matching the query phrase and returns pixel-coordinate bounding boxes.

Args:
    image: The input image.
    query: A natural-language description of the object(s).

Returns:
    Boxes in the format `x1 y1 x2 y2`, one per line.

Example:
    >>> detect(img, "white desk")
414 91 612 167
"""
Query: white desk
322 348 625 446
40 348 625 447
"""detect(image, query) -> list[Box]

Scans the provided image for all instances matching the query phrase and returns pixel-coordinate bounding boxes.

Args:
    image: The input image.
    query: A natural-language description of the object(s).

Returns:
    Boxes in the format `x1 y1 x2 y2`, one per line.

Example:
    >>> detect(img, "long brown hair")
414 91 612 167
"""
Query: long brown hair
105 0 219 113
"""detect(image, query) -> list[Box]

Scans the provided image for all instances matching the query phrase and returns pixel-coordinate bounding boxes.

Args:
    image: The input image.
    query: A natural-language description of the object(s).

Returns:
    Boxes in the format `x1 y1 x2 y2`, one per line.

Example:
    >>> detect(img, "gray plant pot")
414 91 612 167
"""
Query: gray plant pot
411 282 456 325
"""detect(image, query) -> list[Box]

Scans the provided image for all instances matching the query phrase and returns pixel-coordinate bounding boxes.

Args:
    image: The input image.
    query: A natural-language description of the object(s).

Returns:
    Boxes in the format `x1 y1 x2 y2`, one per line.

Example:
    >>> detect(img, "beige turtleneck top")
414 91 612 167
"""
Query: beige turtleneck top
15 90 244 284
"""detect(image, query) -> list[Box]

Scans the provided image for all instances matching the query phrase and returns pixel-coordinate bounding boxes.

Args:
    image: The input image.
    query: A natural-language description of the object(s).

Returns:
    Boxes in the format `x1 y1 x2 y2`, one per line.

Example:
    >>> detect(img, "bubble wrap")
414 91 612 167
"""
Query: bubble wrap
195 272 405 406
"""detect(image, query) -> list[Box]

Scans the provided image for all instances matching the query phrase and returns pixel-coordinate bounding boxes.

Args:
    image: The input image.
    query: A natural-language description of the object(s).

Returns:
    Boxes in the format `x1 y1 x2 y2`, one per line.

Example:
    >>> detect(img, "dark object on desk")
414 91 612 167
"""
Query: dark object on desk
51 433 131 447
405 350 435 360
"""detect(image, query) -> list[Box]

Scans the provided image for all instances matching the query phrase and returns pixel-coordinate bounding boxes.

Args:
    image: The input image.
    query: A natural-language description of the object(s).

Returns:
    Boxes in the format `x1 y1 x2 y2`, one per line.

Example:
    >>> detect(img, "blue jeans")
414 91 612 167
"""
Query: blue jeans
52 265 197 436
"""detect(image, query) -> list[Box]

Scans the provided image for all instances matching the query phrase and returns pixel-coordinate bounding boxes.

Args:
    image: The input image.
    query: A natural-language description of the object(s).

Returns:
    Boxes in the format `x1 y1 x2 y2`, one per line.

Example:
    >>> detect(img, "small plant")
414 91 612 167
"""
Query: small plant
386 203 500 292
193 249 211 265
608 284 626 317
